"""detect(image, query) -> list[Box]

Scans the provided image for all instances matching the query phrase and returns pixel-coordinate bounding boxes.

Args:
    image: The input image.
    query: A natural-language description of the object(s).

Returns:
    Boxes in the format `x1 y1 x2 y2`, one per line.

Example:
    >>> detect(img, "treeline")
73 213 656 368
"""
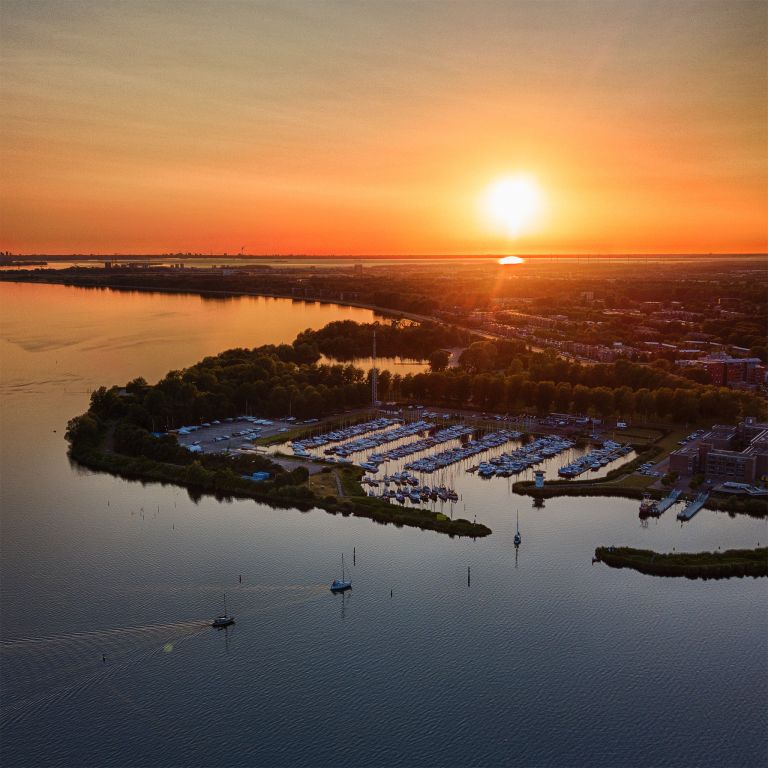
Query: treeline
80 325 764 432
88 346 373 431
390 369 762 421
373 339 766 421
294 320 472 361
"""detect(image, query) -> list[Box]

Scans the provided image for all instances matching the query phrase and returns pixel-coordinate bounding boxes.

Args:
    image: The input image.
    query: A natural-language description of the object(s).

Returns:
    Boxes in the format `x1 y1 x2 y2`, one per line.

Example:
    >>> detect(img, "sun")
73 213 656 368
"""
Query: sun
482 174 543 237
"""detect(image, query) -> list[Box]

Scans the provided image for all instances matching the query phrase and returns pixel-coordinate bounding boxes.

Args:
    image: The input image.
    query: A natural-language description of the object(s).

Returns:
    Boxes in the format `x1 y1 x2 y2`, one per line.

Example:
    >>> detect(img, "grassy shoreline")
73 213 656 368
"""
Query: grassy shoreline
594 546 767 579
68 436 491 539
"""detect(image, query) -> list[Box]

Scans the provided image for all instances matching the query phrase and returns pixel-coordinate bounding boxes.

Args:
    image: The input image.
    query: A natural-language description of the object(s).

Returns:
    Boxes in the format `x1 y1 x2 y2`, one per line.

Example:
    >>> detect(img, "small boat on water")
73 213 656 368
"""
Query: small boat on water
513 510 522 547
211 594 235 628
330 554 352 592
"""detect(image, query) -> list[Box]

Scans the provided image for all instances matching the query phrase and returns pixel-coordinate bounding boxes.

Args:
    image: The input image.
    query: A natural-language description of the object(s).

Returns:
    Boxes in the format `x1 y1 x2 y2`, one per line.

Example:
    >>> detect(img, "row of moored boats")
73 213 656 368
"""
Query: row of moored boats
406 429 524 474
359 424 474 471
330 419 434 458
362 471 459 503
557 441 631 477
292 417 401 454
470 435 574 478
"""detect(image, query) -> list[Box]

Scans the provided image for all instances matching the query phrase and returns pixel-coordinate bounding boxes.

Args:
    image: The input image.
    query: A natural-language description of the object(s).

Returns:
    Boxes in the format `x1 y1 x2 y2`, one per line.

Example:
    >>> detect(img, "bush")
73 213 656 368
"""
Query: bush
661 470 679 487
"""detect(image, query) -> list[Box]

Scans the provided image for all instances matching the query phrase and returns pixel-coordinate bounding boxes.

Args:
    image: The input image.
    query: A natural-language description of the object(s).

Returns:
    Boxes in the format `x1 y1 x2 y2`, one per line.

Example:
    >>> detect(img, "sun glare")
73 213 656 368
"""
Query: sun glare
483 174 543 237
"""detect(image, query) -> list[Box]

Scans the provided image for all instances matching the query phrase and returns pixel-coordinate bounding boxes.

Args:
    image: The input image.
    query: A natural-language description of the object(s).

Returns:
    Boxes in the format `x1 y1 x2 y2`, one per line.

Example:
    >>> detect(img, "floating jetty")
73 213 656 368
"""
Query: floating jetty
677 492 709 521
640 488 682 518
654 488 682 515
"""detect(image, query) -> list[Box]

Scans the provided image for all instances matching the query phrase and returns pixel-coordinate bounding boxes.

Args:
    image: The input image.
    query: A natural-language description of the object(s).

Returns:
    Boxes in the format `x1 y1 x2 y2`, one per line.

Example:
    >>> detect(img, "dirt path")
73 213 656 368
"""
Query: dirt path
333 471 345 497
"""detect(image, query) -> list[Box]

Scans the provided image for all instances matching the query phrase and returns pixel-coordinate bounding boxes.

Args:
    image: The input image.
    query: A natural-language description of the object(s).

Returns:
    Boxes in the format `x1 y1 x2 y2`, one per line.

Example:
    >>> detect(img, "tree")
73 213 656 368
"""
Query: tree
185 461 211 487
590 387 614 418
613 386 635 417
535 381 556 414
65 414 101 447
428 349 451 373
572 384 591 415
553 382 572 413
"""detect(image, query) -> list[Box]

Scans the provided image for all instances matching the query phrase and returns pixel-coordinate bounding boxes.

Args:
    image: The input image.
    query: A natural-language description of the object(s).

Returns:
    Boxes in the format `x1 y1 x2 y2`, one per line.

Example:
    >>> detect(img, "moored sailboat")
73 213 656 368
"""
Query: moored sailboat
330 553 352 592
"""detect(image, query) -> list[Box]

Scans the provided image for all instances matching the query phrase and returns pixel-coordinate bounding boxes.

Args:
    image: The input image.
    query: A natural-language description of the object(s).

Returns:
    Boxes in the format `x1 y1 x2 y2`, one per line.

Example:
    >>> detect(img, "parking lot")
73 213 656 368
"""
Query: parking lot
174 416 297 454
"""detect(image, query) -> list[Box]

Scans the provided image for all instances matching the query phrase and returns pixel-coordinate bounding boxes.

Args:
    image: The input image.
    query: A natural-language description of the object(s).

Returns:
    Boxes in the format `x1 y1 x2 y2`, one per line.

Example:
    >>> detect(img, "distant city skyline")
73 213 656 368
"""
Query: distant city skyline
1 0 766 254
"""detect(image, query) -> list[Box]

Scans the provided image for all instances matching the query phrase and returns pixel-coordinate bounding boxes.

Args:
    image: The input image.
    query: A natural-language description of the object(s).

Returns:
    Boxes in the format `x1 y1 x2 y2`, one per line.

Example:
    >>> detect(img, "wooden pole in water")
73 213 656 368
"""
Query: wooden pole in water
467 566 471 586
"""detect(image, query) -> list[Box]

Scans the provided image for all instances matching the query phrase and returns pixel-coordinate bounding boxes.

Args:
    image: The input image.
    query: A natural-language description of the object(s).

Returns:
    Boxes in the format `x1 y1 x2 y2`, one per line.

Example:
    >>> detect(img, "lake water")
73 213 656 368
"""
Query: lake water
1 282 766 768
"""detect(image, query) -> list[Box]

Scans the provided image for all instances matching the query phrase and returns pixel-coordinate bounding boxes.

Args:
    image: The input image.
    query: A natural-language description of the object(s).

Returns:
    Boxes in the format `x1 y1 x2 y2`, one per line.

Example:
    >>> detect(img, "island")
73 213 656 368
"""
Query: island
594 546 767 579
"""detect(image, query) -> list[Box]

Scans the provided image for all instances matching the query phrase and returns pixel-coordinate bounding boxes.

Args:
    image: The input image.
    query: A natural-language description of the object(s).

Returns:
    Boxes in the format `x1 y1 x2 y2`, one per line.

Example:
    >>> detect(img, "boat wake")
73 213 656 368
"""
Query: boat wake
0 620 208 727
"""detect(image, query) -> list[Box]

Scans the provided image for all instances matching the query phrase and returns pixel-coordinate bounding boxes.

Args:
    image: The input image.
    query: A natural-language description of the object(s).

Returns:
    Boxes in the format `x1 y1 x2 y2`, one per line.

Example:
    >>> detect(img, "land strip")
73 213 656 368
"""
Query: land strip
594 546 767 579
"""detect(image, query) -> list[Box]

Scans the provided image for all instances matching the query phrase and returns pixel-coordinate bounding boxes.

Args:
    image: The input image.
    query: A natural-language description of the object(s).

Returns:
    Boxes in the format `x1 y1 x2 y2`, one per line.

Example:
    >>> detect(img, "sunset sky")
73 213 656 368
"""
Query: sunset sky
1 0 766 255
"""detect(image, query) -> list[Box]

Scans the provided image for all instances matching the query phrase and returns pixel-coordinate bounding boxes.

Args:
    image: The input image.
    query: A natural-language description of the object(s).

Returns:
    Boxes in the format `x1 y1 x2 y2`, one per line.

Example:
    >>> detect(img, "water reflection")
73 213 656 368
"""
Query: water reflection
1 282 766 768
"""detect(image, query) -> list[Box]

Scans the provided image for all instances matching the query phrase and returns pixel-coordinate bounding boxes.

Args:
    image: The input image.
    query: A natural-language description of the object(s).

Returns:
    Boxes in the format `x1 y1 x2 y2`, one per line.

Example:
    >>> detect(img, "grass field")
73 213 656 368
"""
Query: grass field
308 470 339 497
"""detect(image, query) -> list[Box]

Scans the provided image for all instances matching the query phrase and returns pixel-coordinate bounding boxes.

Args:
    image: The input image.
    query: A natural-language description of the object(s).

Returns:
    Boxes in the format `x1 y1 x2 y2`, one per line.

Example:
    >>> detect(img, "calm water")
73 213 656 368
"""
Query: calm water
1 282 766 768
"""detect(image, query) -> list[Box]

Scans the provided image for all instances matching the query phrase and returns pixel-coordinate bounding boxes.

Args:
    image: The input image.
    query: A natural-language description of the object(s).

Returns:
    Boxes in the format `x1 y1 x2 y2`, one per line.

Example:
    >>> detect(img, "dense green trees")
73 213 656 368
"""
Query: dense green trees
395 368 764 422
77 321 764 441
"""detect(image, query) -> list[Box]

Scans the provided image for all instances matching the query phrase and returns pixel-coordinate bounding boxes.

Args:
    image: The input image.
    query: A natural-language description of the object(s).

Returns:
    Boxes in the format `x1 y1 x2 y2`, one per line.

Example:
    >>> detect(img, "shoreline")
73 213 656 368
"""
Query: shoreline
67 432 492 540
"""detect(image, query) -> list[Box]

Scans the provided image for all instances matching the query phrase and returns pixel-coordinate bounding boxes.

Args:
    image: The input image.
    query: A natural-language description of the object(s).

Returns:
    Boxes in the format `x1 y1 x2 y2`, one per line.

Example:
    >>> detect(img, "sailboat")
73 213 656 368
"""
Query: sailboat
513 510 522 547
330 553 352 592
211 593 235 628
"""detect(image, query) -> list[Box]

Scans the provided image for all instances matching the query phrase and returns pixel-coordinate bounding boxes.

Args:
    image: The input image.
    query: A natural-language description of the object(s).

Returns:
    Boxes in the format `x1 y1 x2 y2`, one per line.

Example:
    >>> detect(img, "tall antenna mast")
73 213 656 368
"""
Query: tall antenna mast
371 328 378 407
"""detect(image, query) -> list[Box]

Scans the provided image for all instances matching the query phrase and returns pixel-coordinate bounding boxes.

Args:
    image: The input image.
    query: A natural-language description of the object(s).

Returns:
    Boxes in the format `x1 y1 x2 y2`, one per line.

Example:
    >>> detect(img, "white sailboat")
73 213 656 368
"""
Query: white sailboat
513 510 522 547
330 553 352 592
211 593 235 628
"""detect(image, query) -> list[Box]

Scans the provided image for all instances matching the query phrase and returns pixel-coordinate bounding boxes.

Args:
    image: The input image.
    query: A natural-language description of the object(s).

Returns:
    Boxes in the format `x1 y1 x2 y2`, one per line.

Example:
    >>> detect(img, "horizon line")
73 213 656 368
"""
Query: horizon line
3 252 766 260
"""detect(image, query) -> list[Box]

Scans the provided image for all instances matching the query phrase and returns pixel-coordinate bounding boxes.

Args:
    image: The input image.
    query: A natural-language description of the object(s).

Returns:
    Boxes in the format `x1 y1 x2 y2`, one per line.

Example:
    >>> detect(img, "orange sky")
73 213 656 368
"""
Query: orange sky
1 0 766 255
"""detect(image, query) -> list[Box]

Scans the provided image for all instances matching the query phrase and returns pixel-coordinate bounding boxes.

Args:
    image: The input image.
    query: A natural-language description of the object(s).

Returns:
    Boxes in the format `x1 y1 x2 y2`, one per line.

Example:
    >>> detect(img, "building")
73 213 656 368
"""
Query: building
700 355 765 387
669 418 768 485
